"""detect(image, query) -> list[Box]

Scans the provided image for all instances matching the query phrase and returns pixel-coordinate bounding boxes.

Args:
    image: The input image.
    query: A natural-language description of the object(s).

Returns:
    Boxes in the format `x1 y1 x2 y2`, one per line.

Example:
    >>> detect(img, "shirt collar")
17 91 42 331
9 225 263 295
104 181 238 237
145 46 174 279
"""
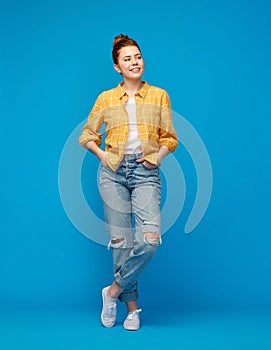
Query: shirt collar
117 81 149 100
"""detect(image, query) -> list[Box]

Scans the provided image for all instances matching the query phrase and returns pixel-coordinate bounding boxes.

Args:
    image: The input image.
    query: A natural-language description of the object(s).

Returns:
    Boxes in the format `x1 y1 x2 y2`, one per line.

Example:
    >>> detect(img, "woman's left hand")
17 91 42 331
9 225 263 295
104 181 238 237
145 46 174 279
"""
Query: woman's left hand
136 158 157 169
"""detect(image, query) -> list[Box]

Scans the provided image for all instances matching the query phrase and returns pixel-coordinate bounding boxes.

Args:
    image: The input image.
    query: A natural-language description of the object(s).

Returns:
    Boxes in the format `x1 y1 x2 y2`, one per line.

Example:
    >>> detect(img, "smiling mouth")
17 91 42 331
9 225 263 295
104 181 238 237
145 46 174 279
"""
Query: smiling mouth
130 68 140 72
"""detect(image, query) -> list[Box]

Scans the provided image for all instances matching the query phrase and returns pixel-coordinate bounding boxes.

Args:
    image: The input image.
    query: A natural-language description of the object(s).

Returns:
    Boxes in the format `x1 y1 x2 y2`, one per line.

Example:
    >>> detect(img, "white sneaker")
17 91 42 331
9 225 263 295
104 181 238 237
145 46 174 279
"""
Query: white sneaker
123 309 142 331
101 286 117 328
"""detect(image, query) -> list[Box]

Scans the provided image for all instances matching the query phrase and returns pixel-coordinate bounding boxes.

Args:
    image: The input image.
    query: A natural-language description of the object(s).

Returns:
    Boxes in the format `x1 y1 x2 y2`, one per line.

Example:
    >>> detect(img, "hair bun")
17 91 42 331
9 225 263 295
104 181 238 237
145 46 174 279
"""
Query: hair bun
113 34 129 46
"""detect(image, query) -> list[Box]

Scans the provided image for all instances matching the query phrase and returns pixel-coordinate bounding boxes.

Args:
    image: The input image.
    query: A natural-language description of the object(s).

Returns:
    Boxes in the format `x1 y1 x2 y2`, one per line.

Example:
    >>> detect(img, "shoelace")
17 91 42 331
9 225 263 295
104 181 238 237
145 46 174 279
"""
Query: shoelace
105 303 116 317
126 309 142 321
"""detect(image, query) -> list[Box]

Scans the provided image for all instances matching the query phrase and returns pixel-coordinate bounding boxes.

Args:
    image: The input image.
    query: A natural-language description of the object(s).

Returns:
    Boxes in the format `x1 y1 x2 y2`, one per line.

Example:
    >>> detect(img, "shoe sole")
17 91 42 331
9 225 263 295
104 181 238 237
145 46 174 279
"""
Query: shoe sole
124 326 140 331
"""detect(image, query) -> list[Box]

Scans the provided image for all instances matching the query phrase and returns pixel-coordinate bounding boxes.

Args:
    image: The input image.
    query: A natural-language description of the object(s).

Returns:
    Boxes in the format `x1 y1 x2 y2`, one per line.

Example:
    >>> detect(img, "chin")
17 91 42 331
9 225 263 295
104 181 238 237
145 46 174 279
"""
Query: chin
129 73 144 79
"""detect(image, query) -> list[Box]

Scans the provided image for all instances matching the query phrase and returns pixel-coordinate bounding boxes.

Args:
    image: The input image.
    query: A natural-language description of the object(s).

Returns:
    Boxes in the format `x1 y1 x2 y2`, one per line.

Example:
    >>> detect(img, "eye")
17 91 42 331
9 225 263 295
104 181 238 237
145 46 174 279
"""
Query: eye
124 58 131 61
137 55 142 59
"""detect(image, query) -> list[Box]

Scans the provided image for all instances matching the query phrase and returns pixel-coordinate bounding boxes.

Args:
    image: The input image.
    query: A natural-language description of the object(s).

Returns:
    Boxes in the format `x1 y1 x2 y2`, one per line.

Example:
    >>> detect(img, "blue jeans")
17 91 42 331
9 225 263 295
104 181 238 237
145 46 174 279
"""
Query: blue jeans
98 153 162 302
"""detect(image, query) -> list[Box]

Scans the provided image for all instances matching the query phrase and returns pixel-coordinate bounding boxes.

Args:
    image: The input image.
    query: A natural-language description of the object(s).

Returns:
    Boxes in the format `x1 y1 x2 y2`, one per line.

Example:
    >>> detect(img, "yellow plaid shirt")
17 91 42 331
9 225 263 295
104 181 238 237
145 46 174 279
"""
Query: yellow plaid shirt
79 81 178 171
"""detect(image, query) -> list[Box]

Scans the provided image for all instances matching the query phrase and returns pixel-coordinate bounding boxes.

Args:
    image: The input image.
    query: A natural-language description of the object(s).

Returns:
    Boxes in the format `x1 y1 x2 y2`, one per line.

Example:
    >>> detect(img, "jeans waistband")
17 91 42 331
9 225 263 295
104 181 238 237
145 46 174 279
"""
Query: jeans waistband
123 153 143 161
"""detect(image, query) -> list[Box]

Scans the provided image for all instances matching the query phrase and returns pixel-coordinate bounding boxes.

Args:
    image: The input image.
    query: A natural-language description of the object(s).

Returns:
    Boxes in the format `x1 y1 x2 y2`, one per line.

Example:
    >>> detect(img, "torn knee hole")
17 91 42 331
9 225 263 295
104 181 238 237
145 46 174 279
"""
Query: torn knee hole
108 237 126 249
111 238 125 245
144 232 161 246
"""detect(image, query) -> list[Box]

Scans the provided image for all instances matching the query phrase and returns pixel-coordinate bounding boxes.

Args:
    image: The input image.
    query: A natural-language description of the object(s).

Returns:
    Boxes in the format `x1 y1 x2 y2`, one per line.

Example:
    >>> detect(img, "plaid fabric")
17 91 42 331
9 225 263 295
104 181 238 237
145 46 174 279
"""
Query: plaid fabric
79 81 178 171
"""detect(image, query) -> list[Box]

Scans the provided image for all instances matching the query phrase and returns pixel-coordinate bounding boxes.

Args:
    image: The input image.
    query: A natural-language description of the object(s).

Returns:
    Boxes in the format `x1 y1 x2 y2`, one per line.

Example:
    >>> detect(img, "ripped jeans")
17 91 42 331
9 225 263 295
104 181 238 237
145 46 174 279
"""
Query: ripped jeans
98 153 162 302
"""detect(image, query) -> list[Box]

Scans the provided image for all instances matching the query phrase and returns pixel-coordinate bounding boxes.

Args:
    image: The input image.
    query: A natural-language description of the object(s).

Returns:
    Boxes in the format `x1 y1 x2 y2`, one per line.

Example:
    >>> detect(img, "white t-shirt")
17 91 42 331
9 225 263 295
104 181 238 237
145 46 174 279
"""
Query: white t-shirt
124 97 142 154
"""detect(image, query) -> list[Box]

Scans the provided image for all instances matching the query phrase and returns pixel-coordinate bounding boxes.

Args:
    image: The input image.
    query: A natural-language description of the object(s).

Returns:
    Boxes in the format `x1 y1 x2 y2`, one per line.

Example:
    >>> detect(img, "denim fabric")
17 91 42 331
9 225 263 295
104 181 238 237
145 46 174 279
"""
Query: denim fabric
98 153 162 302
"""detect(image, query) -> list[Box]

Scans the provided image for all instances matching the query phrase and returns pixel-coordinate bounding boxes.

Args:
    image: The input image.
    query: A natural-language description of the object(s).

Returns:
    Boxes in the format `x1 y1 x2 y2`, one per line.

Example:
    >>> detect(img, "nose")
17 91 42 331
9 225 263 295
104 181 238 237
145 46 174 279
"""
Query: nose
131 57 138 65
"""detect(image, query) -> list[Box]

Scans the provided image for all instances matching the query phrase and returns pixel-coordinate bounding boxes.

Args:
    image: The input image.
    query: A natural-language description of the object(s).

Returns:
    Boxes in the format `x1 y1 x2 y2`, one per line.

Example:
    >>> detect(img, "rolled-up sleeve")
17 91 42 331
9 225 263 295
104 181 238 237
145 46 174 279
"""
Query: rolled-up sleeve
159 91 178 152
78 93 105 148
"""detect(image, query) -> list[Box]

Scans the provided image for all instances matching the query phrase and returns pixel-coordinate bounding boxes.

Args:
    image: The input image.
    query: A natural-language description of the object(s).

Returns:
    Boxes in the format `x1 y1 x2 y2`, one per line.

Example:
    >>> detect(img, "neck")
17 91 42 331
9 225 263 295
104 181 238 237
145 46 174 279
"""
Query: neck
122 80 143 97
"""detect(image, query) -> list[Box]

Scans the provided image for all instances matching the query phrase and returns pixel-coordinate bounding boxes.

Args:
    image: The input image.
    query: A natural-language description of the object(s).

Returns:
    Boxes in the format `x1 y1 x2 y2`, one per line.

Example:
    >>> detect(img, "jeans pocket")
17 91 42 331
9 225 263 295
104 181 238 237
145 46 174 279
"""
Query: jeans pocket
142 162 158 170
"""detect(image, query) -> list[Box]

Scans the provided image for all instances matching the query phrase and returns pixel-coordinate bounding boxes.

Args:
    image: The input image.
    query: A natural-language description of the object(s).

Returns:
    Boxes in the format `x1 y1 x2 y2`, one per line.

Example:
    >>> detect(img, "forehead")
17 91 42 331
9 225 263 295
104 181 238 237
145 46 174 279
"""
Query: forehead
118 45 141 58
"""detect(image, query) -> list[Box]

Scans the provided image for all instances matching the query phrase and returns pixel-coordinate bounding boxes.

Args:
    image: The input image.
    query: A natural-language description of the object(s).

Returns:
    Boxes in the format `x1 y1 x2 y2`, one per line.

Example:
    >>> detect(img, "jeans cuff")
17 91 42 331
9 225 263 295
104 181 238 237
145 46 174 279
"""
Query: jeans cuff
115 273 135 291
118 290 139 303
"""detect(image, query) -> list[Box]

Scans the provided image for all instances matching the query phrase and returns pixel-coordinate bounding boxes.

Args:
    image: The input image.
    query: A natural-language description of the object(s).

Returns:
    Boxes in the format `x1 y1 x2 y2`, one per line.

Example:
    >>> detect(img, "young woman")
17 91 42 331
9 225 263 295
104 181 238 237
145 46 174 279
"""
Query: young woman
79 34 178 330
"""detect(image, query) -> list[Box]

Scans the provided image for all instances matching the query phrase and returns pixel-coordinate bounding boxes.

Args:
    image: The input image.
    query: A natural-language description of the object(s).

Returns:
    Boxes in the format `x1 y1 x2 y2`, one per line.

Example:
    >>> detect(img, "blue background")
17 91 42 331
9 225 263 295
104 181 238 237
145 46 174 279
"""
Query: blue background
1 0 271 349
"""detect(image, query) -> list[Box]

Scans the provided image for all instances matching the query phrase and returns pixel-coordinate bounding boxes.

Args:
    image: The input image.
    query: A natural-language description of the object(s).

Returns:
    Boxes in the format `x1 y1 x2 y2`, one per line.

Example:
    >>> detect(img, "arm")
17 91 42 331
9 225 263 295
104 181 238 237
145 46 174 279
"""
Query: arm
157 145 170 166
86 140 108 167
79 93 108 165
158 91 178 165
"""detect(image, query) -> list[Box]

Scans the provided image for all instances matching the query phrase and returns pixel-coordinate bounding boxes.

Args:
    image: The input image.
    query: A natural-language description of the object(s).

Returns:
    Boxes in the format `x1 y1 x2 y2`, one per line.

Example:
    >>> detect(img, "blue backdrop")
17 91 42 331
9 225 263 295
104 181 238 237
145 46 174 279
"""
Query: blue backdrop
1 0 271 314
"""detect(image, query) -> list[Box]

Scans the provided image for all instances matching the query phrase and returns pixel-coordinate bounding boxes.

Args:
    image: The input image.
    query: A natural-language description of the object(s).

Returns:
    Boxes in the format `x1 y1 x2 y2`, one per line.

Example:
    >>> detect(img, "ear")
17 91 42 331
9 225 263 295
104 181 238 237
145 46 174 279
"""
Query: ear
114 64 122 74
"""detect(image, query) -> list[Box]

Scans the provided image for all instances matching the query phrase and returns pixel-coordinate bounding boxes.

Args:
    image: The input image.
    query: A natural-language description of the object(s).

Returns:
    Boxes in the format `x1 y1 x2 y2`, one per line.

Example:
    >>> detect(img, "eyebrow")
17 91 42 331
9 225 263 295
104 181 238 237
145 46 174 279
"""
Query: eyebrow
122 54 141 59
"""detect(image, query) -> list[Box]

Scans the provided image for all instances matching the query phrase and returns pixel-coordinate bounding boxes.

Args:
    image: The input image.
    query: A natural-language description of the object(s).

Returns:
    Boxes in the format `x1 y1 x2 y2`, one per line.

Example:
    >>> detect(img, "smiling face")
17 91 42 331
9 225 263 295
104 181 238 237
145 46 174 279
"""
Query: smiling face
114 45 144 82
